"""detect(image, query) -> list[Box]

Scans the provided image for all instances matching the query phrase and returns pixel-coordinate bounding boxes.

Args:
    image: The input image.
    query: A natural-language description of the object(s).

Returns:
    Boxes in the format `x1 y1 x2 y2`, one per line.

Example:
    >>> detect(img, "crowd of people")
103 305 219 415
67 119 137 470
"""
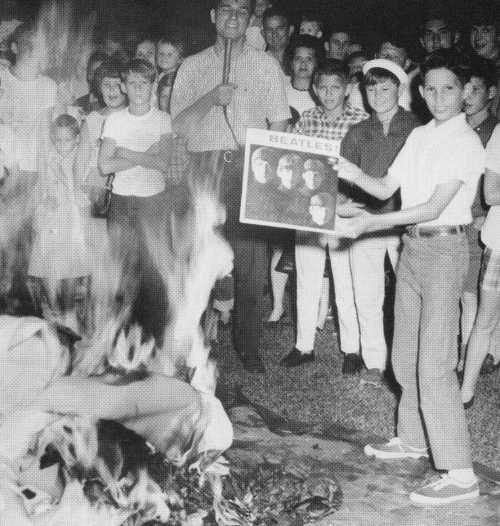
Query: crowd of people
0 0 499 511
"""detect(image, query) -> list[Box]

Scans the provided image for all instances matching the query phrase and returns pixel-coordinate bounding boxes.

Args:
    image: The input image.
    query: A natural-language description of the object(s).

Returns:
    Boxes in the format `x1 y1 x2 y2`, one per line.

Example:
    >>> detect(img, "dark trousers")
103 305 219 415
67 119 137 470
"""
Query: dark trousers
190 150 269 360
221 153 269 360
225 220 268 360
107 191 168 345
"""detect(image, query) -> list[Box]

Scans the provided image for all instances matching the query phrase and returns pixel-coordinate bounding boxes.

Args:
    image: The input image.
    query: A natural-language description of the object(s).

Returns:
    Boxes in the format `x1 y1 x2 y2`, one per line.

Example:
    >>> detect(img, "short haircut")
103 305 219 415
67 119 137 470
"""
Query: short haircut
11 23 37 57
94 58 123 87
279 153 303 171
379 33 409 55
288 34 326 63
252 146 279 165
347 50 368 66
471 6 500 32
421 10 457 35
470 55 498 89
157 35 187 59
122 58 157 84
300 14 323 33
328 27 351 40
262 6 290 27
313 58 349 85
365 67 400 88
420 49 472 87
136 36 155 49
51 114 80 137
304 159 326 176
212 0 255 14
311 192 334 208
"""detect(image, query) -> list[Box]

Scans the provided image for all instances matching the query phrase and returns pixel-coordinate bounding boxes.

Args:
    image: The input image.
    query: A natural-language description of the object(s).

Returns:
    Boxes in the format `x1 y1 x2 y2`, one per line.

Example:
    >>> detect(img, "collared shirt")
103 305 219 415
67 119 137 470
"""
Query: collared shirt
470 112 498 219
340 107 419 213
292 103 369 142
482 124 500 250
389 113 485 227
171 42 290 151
292 104 369 233
473 112 498 148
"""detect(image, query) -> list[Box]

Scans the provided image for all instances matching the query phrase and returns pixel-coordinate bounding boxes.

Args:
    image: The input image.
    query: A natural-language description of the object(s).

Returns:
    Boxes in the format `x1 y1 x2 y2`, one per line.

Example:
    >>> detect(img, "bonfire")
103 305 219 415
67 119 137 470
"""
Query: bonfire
0 85 235 525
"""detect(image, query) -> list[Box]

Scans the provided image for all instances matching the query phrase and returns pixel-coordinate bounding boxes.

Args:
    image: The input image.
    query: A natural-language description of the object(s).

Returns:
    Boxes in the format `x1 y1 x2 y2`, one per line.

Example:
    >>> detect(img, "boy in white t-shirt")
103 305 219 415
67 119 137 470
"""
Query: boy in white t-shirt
99 58 173 344
338 49 485 506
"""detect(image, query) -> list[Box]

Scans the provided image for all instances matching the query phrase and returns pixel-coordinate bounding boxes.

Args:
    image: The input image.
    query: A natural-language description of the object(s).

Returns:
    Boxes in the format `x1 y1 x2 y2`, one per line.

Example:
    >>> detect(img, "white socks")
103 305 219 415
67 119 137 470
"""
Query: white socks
448 468 476 485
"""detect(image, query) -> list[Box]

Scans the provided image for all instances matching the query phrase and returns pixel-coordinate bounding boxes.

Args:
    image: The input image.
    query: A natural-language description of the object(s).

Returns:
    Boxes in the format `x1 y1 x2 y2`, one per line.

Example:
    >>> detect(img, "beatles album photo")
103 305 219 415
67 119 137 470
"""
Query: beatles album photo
240 128 341 234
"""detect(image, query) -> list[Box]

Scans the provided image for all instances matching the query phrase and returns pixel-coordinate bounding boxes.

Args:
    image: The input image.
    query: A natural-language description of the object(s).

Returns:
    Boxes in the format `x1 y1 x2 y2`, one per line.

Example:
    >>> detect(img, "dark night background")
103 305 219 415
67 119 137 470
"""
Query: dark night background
17 0 500 59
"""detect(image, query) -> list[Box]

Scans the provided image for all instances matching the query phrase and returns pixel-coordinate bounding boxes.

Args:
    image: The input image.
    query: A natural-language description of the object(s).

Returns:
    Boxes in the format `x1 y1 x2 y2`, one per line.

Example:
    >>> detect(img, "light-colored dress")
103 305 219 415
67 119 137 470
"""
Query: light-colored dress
28 148 91 280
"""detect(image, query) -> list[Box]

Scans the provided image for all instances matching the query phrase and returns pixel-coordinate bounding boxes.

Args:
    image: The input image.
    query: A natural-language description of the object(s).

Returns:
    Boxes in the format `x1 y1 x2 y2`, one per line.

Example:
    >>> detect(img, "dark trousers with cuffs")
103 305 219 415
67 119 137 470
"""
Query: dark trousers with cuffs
212 150 269 361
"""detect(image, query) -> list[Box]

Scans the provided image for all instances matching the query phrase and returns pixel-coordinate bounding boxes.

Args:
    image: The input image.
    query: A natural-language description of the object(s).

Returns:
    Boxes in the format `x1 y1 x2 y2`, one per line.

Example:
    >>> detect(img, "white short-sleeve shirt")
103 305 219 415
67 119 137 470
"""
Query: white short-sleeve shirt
388 113 485 227
482 124 500 250
101 106 172 197
285 82 316 117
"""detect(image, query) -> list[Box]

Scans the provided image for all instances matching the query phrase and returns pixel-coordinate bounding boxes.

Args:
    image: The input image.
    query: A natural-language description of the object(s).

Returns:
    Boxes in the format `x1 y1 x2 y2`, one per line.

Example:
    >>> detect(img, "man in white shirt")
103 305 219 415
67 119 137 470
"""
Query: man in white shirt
171 0 290 373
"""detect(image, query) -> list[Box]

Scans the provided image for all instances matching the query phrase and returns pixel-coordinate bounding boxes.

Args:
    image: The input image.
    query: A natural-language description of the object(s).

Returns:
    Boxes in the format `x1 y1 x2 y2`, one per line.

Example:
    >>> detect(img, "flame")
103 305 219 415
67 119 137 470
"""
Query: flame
36 0 97 87
0 5 235 518
146 164 233 393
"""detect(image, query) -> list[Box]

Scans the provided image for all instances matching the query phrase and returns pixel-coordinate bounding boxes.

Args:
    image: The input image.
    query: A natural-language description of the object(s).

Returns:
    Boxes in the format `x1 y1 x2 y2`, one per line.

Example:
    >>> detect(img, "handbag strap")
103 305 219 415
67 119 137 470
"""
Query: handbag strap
104 173 115 190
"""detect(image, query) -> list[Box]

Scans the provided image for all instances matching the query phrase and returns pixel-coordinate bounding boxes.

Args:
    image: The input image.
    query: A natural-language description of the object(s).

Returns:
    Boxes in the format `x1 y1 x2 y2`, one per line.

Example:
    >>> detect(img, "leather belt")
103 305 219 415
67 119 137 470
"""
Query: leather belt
405 224 466 238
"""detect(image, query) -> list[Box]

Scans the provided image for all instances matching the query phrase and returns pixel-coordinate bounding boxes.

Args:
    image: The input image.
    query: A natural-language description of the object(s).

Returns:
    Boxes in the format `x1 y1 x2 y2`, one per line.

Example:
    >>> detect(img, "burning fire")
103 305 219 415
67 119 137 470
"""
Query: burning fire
0 1 237 523
0 7 235 523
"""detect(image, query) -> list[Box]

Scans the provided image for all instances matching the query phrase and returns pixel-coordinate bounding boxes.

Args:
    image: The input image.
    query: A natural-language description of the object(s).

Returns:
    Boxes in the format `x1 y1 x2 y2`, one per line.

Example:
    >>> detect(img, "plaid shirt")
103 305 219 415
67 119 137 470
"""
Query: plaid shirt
292 103 369 142
292 104 369 172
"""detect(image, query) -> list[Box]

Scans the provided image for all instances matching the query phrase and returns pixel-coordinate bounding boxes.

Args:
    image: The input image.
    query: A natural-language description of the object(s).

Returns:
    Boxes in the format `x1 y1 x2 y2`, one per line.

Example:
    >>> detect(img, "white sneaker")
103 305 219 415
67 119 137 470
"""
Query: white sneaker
364 437 429 459
409 474 479 506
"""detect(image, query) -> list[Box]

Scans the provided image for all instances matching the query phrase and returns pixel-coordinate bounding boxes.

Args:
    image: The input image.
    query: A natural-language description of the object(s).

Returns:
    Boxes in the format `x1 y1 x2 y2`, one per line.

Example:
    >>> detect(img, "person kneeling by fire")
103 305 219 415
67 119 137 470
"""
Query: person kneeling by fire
0 315 233 525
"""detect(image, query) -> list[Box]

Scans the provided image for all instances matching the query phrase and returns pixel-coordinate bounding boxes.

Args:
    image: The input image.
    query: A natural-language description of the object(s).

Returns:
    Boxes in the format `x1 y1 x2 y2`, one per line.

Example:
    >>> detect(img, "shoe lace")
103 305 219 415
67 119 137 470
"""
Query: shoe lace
427 475 450 490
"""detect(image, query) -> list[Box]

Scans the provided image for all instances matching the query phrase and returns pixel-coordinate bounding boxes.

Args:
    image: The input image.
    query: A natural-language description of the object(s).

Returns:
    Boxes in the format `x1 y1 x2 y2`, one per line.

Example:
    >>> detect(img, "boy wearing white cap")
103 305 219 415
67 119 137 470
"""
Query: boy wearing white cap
340 59 419 387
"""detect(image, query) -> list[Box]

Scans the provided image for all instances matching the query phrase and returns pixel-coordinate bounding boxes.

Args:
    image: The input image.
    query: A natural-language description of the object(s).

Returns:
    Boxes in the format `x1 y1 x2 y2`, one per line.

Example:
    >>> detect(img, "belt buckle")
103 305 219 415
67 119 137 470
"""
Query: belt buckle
223 150 233 163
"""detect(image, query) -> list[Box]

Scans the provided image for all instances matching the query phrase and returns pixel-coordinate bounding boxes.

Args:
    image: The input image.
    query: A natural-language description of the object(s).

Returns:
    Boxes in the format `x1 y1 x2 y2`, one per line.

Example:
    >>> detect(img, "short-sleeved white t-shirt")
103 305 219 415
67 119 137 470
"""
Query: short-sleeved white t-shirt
101 106 172 197
482 124 500 251
285 82 316 117
388 113 485 227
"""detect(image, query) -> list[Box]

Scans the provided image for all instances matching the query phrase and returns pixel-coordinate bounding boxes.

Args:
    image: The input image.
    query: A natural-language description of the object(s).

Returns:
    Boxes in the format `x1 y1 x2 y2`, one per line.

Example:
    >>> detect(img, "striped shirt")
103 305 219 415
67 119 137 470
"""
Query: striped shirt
171 42 290 151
